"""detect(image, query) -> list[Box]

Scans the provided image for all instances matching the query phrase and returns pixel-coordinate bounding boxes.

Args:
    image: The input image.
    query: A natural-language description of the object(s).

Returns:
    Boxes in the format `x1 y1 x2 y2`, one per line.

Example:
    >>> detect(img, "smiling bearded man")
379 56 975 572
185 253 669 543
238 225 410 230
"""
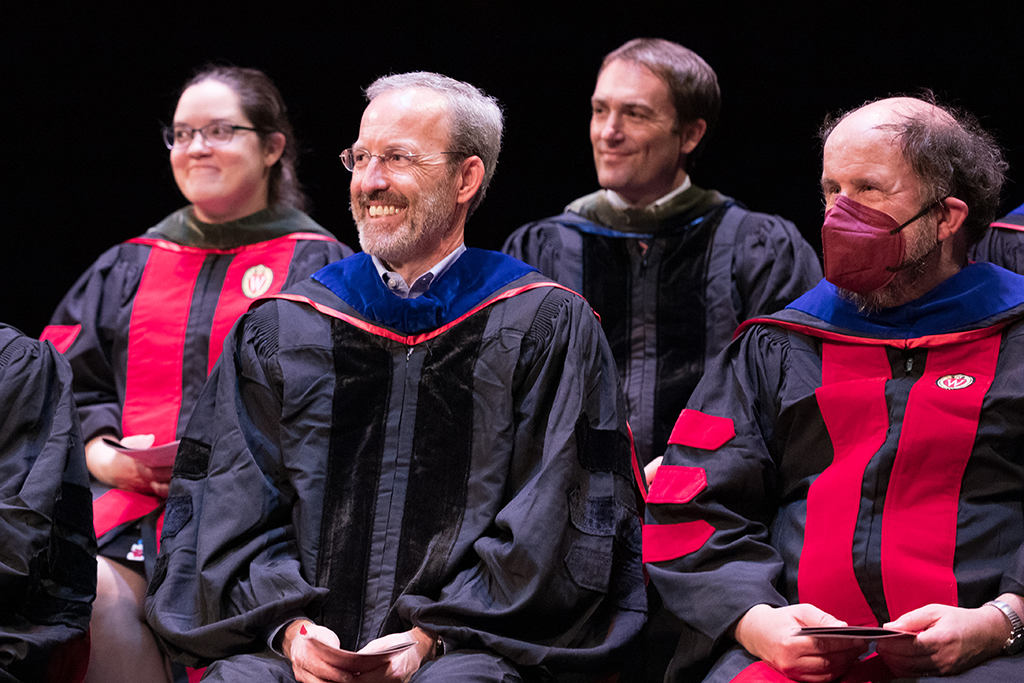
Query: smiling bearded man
352 163 461 267
146 71 646 683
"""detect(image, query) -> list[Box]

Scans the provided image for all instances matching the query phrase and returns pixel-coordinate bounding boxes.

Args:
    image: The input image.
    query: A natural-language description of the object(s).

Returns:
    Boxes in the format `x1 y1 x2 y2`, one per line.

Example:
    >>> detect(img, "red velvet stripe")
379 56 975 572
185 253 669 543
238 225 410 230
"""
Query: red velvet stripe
44 630 90 683
39 324 81 353
122 247 205 444
206 237 299 375
800 342 891 626
642 520 714 563
92 489 161 538
266 281 583 345
668 409 735 449
735 317 1013 350
880 332 1001 618
647 466 707 504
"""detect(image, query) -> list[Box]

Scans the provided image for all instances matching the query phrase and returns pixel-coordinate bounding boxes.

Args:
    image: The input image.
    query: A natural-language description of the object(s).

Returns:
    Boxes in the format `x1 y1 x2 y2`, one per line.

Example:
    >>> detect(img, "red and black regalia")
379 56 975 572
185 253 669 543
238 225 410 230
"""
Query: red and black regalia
645 262 1024 682
41 206 351 575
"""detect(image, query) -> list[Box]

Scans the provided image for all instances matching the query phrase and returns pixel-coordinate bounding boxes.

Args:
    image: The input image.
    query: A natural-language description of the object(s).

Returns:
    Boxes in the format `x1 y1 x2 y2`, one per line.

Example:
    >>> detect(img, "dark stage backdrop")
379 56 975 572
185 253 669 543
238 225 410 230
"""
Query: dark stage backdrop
5 5 1023 336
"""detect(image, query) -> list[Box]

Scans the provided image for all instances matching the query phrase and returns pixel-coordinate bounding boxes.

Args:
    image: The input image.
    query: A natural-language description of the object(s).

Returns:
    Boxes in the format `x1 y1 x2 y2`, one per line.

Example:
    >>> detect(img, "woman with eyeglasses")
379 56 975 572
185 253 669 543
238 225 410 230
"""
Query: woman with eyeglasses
43 66 352 683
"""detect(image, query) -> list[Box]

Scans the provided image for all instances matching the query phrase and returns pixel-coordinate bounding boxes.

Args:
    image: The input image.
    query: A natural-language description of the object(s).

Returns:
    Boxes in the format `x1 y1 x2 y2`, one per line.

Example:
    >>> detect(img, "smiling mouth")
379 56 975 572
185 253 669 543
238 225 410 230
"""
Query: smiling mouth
596 152 632 165
367 205 406 217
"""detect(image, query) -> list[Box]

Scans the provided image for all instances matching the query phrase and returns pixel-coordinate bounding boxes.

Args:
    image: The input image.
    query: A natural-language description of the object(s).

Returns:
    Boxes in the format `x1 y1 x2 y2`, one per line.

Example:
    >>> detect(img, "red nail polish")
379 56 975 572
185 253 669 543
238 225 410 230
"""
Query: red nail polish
300 625 308 636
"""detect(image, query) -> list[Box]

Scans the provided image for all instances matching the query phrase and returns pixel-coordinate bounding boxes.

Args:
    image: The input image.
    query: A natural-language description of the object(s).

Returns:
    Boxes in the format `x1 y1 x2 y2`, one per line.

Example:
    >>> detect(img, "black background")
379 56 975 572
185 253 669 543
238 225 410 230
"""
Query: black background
6 4 1024 336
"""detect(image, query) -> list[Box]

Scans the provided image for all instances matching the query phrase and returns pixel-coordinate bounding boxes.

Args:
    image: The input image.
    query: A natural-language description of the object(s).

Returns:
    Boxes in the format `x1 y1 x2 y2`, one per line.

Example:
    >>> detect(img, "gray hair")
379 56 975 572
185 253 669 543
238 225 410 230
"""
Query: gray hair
366 72 503 217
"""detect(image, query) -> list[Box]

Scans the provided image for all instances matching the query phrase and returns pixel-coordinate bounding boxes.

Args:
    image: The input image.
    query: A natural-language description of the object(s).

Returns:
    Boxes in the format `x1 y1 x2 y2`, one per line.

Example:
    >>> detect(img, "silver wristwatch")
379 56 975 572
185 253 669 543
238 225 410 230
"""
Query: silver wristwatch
985 600 1024 656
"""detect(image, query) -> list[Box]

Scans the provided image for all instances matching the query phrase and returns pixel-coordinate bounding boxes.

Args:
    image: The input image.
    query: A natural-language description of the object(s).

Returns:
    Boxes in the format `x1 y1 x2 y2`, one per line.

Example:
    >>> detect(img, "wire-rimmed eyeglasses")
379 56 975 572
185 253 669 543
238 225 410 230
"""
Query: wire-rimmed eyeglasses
339 147 462 173
163 122 260 150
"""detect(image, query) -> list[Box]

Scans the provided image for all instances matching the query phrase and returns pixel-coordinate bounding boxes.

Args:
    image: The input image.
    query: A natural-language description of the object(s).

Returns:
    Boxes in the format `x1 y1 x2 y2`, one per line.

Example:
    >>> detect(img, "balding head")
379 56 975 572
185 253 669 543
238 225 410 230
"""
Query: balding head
835 96 951 129
821 94 1006 246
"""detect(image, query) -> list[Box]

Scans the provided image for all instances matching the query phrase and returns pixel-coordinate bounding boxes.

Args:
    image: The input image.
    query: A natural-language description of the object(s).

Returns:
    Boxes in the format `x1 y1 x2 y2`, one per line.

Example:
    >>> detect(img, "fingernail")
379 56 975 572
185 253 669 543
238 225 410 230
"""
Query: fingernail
300 625 308 636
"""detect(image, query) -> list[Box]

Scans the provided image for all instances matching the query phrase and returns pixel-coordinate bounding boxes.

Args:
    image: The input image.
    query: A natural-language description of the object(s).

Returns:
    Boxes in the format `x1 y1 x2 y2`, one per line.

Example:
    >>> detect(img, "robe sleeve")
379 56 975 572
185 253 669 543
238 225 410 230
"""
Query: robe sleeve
501 217 584 293
43 245 137 442
644 322 796 647
0 325 95 680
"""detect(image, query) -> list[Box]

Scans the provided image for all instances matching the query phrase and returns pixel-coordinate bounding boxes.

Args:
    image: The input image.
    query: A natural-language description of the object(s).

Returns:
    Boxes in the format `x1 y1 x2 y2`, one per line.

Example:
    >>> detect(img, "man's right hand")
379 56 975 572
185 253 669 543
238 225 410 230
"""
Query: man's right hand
85 433 170 497
283 620 356 683
732 603 868 682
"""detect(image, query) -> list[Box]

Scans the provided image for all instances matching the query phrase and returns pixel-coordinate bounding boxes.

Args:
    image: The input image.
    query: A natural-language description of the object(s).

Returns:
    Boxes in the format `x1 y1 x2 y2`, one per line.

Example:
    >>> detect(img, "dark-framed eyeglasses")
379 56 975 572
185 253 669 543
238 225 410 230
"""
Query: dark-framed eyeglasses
163 121 260 150
339 147 462 173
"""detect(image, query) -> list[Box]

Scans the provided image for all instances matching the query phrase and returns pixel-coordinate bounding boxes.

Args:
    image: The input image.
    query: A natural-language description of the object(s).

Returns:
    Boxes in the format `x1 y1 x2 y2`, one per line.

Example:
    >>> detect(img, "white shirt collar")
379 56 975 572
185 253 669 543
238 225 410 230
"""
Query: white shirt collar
371 243 467 299
604 175 692 210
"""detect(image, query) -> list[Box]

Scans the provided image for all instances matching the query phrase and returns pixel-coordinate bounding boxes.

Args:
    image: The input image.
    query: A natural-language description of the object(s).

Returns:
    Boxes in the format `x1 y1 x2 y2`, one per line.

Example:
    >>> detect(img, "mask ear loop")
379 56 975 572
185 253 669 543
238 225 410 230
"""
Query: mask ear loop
884 197 949 274
889 197 947 235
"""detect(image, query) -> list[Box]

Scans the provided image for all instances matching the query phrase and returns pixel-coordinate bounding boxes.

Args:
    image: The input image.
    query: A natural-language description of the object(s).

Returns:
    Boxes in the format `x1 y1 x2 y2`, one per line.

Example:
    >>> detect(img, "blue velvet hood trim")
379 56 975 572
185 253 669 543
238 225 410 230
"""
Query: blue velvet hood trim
787 262 1024 338
312 249 539 334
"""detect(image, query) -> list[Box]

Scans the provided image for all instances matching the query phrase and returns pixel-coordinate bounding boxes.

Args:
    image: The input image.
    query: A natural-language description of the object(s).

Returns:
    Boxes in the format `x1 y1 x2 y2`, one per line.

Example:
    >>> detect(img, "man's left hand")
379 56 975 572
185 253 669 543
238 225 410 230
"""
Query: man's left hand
876 602 1011 676
356 627 439 683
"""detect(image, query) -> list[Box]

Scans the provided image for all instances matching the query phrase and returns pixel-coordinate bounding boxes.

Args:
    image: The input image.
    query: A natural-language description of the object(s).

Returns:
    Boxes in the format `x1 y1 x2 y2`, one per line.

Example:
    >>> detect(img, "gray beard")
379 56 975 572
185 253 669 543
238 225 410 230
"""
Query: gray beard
353 174 459 265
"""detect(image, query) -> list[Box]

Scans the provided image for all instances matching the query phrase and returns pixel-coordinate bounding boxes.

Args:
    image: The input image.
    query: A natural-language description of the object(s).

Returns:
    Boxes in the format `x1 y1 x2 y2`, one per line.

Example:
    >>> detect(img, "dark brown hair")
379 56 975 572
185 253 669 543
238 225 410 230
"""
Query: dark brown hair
183 65 306 210
601 38 721 166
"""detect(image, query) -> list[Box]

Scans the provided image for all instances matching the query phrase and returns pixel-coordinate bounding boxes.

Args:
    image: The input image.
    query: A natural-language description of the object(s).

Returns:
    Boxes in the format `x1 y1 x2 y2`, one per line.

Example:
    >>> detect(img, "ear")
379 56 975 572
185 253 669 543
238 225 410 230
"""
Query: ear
263 132 287 168
936 196 969 241
679 118 708 155
455 155 485 206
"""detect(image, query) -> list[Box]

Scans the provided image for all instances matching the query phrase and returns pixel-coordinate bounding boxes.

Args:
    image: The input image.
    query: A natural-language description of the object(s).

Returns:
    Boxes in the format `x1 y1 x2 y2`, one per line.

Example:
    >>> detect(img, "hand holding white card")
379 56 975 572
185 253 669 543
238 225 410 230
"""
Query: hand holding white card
102 438 180 468
305 637 416 673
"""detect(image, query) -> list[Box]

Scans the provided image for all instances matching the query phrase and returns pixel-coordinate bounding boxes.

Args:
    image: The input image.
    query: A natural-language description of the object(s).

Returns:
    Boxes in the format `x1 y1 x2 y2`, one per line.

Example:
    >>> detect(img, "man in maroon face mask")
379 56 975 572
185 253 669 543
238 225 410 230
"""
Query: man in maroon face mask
642 95 1024 683
819 99 970 311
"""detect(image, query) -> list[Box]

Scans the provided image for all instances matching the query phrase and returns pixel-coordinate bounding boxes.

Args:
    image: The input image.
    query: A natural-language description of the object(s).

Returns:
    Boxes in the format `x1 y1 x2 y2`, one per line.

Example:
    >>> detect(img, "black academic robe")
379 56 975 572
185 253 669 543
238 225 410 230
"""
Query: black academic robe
146 250 646 681
0 325 94 683
504 190 822 468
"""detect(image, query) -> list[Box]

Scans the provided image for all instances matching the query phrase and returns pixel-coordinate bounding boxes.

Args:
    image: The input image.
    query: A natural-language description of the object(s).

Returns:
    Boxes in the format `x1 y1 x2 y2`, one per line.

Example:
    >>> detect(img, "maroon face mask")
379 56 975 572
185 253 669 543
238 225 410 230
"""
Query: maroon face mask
821 195 938 294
